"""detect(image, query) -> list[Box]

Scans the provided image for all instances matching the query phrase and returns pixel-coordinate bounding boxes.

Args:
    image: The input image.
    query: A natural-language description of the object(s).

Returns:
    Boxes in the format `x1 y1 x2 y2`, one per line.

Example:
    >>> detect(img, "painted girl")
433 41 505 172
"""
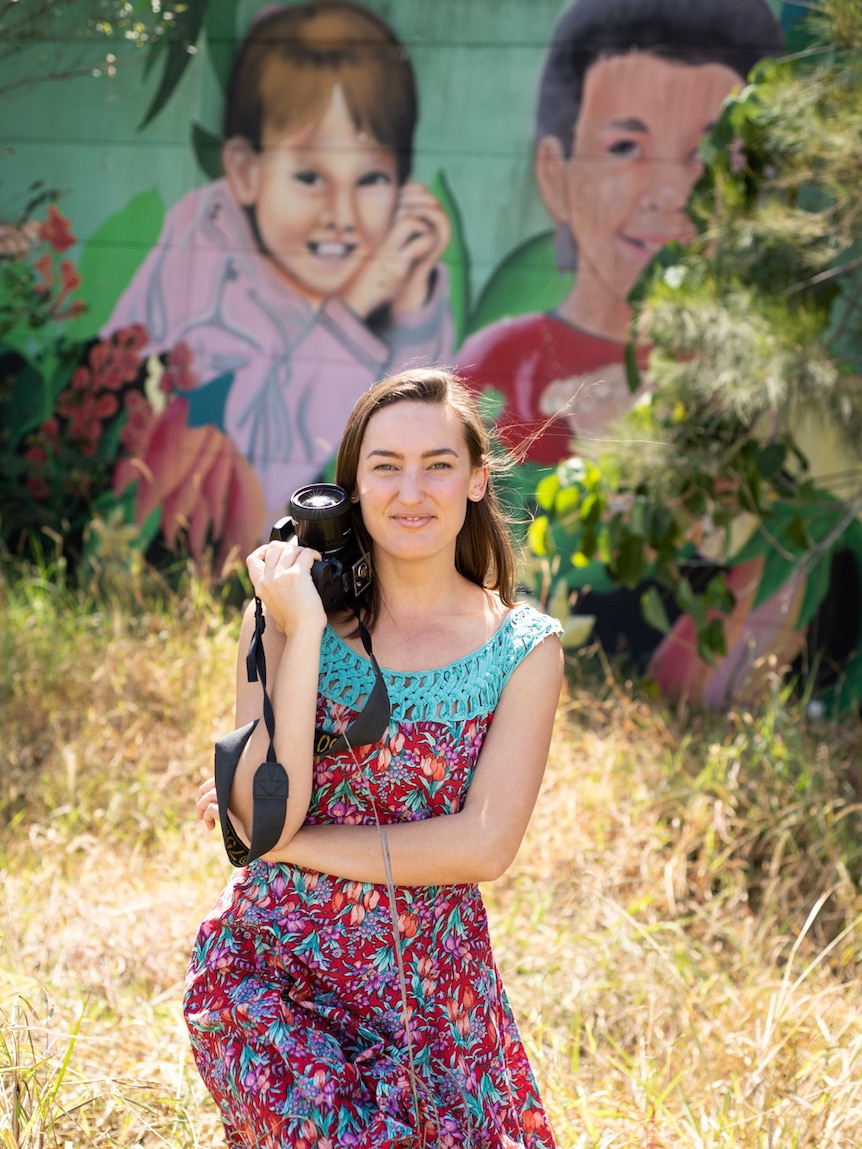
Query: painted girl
106 1 452 556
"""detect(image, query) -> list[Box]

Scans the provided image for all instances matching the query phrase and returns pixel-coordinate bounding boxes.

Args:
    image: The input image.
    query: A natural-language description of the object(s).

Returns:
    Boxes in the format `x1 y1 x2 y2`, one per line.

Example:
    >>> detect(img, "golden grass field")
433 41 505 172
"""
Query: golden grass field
2 564 861 1147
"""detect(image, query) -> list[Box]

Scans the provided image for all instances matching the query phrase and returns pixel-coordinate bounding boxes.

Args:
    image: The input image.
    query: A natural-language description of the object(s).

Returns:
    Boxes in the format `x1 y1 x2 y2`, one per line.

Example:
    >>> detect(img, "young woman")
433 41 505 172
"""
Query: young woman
186 368 564 1148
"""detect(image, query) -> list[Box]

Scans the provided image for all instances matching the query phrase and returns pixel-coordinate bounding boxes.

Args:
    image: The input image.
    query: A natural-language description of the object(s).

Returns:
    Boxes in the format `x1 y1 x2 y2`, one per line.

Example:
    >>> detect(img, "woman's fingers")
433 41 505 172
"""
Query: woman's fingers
197 780 219 830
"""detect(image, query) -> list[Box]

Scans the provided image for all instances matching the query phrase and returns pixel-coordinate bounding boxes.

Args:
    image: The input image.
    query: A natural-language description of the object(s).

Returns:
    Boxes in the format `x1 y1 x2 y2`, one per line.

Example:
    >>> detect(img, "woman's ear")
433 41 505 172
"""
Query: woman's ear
534 135 569 224
469 465 489 502
222 137 262 207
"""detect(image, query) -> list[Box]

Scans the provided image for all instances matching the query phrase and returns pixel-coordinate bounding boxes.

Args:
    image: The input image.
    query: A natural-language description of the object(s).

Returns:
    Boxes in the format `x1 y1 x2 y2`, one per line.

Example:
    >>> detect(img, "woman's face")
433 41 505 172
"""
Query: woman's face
352 400 488 565
229 85 400 303
536 52 741 336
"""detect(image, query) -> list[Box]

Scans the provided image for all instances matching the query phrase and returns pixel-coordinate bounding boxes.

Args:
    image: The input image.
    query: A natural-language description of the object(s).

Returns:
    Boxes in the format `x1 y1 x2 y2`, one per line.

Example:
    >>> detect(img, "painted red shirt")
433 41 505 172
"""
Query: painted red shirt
458 312 637 464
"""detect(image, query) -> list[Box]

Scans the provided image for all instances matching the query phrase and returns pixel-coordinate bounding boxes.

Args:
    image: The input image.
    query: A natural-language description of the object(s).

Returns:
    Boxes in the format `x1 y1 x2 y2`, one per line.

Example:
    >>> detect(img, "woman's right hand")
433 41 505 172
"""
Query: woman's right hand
245 539 327 635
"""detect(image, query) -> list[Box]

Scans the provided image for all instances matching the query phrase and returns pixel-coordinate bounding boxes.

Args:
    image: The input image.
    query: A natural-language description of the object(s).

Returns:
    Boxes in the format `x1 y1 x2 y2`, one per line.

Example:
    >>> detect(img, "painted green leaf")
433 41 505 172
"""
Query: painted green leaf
0 353 47 446
429 170 471 351
204 0 238 96
467 231 572 338
139 0 210 129
795 550 834 630
65 188 165 342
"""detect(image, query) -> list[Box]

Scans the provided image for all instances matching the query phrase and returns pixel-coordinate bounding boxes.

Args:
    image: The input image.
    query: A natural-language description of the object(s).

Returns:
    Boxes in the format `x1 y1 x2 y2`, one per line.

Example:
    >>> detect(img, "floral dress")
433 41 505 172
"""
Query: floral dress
184 603 561 1148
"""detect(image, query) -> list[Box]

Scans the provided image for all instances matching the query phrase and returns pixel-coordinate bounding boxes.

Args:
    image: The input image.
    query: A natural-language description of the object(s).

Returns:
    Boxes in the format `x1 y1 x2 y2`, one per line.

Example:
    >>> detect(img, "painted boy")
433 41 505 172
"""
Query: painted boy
105 0 452 551
458 0 783 465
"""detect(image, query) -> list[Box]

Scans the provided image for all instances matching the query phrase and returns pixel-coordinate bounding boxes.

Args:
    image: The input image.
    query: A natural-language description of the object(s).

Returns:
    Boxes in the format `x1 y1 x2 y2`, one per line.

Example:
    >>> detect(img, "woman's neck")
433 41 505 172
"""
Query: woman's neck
374 555 471 624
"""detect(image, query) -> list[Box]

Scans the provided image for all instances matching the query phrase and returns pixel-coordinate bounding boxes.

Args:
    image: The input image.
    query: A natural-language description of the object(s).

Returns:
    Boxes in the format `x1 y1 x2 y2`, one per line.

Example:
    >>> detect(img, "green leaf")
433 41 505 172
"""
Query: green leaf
751 549 800 611
0 355 49 446
757 441 787 479
628 497 650 539
467 231 571 337
795 550 834 631
704 571 735 615
527 516 551 557
580 526 598 561
785 513 812 552
139 0 210 129
697 618 727 666
65 189 165 342
535 473 561 512
430 170 471 350
204 0 238 96
624 341 641 394
579 491 601 527
641 585 671 635
615 533 645 590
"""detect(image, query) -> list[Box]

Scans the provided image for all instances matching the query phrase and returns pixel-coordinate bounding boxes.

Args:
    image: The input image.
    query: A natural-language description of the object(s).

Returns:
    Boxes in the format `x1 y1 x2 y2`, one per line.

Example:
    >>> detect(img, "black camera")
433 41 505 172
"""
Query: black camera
270 483 371 613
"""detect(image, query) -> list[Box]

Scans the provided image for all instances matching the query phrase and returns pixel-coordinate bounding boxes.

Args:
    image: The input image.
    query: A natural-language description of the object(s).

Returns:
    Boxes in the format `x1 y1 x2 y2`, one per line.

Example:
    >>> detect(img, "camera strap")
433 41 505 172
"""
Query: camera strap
214 597 390 867
313 617 391 756
213 596 289 867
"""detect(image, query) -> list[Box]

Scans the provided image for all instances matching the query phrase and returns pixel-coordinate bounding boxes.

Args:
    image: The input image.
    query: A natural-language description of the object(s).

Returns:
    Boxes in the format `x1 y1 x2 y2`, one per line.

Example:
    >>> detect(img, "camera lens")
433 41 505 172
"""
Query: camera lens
290 484 352 553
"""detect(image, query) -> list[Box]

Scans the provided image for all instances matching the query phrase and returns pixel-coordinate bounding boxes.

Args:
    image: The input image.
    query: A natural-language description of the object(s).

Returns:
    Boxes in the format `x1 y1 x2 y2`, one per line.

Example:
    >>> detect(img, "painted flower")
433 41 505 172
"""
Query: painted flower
38 205 76 253
113 391 267 563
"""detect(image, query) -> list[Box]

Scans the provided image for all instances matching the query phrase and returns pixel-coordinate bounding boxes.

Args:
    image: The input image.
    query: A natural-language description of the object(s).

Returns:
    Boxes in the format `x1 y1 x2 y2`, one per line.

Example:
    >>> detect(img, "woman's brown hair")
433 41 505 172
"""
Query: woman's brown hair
335 368 518 626
224 1 417 184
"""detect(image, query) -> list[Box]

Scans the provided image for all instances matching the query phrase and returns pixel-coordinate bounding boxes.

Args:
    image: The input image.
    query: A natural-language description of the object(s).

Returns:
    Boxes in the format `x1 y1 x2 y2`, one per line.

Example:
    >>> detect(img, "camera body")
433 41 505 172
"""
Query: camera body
270 483 371 613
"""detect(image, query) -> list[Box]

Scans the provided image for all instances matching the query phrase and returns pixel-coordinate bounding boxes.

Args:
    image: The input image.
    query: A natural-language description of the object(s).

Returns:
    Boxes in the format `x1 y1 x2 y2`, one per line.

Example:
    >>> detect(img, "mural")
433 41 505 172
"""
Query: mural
457 0 786 667
2 0 858 706
104 2 453 550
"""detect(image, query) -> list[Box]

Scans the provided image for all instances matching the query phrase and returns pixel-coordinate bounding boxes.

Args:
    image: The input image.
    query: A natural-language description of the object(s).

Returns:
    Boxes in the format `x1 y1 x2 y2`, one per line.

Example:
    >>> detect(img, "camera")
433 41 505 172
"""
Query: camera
270 483 372 613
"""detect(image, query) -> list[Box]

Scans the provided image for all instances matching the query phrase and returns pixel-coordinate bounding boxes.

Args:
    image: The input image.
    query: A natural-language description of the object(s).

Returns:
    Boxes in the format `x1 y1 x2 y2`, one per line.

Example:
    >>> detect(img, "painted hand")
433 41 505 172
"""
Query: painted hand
342 183 451 318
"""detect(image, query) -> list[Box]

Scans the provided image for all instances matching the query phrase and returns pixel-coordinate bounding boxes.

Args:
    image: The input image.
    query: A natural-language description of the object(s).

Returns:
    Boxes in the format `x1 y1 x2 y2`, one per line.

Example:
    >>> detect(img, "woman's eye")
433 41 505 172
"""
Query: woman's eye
429 461 452 471
607 139 641 158
294 170 322 187
358 170 393 188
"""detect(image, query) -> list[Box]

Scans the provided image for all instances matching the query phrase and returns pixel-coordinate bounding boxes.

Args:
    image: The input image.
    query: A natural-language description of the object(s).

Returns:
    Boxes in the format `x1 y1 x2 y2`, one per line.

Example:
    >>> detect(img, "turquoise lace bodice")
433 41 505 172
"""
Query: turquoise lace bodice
318 602 562 726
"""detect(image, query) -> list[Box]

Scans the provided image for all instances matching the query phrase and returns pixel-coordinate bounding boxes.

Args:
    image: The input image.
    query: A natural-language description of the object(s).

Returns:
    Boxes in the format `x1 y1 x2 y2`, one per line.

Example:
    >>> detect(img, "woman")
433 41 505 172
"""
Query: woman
187 368 564 1147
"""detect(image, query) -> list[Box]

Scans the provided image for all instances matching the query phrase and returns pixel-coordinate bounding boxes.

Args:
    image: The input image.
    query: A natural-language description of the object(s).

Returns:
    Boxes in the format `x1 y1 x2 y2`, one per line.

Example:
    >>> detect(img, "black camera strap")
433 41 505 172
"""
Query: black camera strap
313 617 391 756
214 597 390 867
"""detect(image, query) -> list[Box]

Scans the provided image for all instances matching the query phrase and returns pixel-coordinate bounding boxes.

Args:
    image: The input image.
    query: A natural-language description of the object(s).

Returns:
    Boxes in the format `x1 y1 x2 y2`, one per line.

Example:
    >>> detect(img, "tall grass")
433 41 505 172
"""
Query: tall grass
1 558 861 1147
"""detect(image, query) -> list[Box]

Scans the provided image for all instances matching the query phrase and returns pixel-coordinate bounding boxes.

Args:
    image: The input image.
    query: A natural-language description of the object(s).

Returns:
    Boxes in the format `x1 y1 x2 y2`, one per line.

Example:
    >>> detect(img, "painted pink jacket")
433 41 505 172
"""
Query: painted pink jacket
104 179 453 521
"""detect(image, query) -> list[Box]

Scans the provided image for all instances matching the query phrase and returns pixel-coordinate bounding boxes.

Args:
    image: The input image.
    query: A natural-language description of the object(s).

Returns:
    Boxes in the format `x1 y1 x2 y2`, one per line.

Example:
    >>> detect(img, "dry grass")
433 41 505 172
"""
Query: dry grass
1 562 861 1147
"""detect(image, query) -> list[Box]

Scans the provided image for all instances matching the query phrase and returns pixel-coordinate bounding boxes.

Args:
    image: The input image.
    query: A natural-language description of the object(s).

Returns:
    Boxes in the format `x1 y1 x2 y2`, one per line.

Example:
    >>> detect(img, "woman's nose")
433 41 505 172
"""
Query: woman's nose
398 468 424 503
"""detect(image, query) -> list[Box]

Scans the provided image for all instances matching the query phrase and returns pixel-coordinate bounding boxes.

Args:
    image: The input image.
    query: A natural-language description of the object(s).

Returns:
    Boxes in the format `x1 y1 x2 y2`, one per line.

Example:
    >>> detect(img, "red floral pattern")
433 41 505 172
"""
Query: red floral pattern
184 608 560 1148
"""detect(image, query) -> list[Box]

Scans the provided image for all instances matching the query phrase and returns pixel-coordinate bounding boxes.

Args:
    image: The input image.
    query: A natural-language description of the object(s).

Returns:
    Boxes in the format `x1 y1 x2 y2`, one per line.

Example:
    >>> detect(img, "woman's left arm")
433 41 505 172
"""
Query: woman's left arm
261 633 564 884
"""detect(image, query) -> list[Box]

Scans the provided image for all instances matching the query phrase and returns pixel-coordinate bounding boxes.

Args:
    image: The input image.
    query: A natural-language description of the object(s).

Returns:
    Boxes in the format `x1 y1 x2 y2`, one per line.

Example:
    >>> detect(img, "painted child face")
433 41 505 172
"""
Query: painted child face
537 53 741 334
232 85 400 302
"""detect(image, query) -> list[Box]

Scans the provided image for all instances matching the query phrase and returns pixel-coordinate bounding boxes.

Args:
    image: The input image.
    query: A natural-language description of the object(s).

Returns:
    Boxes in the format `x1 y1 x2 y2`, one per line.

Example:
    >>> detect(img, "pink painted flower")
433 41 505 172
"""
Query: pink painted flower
112 393 267 564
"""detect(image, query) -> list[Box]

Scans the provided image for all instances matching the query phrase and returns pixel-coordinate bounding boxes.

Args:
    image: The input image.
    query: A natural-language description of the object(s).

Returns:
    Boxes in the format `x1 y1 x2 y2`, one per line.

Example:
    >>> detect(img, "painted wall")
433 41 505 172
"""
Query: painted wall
8 0 854 707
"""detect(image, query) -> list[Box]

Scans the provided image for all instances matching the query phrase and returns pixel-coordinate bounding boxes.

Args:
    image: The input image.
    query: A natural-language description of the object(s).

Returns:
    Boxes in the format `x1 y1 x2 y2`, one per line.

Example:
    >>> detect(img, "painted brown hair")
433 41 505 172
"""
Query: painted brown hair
225 1 417 183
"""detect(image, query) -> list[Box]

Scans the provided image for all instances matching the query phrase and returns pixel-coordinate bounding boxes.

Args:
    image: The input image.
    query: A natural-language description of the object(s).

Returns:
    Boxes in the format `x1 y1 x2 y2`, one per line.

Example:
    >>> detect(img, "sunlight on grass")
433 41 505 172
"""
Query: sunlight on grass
1 557 861 1146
